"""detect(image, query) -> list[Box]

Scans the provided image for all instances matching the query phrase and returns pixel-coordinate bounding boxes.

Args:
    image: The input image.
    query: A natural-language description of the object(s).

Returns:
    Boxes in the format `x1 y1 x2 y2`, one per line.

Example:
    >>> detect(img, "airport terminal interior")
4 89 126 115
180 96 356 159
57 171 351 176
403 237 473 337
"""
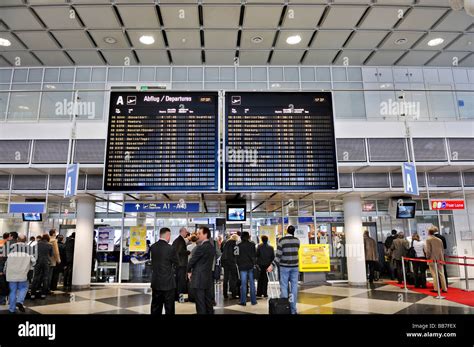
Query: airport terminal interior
0 0 473 316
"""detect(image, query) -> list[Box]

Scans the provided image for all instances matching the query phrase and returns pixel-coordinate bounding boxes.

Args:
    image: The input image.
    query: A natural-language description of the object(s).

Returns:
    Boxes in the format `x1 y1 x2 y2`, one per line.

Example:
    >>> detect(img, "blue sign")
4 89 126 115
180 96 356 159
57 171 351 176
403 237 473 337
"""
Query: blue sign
402 162 419 196
9 202 45 214
124 202 200 213
64 164 79 198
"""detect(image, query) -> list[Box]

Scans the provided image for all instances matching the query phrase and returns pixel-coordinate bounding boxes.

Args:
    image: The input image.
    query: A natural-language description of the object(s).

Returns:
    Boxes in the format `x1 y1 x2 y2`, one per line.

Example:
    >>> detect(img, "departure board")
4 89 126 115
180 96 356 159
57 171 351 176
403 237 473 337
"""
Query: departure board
104 91 219 192
225 92 338 191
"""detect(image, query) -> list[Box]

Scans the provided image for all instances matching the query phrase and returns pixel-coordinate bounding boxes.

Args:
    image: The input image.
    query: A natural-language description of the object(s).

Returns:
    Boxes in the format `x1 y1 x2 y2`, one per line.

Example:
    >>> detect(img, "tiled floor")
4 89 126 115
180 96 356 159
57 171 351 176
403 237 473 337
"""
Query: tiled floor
1 280 473 315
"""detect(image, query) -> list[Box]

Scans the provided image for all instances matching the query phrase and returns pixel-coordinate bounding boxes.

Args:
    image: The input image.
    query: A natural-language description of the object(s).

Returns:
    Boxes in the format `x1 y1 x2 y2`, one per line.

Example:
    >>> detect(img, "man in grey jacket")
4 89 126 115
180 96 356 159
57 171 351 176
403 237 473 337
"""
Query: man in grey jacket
4 235 36 313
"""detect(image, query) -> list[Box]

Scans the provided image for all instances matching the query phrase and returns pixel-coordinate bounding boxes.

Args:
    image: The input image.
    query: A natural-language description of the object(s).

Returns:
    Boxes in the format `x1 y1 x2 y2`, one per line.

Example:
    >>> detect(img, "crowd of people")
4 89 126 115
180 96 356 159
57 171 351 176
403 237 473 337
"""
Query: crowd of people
0 229 76 313
150 225 301 315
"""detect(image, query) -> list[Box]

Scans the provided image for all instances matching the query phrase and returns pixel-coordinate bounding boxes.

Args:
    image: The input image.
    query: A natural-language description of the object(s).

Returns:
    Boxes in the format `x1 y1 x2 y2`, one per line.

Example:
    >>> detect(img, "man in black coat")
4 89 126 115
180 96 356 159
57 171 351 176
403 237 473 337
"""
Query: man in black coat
63 232 75 291
172 227 189 301
150 227 179 315
256 235 274 298
187 226 216 314
435 230 449 286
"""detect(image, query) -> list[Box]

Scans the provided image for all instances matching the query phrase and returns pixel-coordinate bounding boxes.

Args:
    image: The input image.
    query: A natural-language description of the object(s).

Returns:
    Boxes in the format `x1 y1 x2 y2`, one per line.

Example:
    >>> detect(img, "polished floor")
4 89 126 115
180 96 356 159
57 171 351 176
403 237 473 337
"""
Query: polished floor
1 279 473 315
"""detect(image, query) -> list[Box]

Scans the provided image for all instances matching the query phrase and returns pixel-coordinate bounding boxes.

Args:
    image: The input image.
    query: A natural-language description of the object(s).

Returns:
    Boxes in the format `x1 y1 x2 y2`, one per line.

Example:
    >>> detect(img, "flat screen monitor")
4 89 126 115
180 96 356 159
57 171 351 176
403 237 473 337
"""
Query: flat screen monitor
396 202 416 219
226 205 246 222
22 213 42 222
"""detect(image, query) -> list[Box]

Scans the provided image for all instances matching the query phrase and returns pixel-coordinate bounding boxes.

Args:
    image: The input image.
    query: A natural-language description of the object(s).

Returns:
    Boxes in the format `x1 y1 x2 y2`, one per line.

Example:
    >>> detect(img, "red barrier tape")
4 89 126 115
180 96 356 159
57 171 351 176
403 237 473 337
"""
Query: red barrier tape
439 260 474 267
402 257 433 263
446 255 474 260
402 257 474 267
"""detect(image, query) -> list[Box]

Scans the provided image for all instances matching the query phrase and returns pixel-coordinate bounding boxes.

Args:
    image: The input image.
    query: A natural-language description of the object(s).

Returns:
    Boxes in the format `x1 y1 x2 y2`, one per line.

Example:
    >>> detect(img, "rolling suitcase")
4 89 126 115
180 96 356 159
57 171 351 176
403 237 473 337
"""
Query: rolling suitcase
267 270 291 315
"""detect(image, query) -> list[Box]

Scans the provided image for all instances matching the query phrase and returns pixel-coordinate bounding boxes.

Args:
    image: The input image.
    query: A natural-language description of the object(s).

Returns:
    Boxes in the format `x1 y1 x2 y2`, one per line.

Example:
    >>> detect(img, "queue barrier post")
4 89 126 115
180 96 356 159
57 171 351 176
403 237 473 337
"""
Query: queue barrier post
433 260 445 300
463 256 471 292
401 257 408 292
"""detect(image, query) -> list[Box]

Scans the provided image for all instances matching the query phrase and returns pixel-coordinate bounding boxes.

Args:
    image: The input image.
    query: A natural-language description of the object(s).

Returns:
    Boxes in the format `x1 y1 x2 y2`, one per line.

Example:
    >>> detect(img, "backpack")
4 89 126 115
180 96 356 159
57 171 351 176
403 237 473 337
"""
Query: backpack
407 241 417 259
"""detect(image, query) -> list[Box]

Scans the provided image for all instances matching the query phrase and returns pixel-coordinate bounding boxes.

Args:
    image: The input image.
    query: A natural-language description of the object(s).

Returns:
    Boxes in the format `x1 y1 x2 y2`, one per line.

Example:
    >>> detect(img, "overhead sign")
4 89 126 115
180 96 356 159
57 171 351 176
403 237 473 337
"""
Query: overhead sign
64 164 79 198
298 244 331 272
430 199 465 210
402 162 419 196
124 202 200 213
9 202 45 214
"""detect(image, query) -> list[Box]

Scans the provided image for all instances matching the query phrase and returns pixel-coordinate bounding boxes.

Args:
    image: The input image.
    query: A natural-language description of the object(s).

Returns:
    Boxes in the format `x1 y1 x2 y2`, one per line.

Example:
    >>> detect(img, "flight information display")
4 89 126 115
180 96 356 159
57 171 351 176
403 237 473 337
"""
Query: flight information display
104 91 219 192
225 92 338 191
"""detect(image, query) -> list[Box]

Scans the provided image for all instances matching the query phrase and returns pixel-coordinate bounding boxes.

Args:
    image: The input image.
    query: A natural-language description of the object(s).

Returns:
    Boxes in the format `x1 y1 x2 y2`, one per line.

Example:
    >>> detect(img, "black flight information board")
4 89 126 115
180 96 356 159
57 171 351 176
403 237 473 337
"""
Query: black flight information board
104 91 219 192
225 92 338 191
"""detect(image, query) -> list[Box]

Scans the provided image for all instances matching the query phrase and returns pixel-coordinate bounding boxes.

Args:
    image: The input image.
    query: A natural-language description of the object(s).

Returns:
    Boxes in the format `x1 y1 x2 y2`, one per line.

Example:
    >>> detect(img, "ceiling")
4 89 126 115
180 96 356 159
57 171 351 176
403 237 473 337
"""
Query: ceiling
0 0 473 67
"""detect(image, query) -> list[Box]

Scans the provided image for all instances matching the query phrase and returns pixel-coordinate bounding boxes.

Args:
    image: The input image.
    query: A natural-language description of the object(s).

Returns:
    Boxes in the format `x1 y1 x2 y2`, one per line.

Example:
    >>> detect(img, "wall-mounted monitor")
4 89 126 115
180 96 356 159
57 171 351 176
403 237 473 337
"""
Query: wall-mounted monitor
396 202 416 219
226 205 246 222
22 213 42 222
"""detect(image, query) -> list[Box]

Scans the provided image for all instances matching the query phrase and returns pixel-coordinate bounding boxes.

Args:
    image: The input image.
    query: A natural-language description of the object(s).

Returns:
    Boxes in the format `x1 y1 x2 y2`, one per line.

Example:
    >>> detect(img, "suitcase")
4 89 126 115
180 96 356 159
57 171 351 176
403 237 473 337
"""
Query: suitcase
267 270 291 315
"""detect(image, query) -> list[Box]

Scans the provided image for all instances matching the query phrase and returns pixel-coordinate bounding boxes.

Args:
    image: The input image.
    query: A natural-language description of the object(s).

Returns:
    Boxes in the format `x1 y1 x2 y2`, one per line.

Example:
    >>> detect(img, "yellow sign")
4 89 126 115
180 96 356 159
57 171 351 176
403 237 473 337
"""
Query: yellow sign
298 244 330 272
259 226 277 249
130 226 147 252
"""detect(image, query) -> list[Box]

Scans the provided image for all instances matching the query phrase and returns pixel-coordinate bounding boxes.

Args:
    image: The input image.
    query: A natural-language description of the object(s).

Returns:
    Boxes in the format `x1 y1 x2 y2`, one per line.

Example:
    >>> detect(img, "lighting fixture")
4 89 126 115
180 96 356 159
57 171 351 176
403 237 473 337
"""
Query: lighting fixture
286 35 302 45
427 38 444 47
103 37 117 44
0 38 11 47
18 106 29 110
139 35 155 45
395 38 407 45
251 36 263 44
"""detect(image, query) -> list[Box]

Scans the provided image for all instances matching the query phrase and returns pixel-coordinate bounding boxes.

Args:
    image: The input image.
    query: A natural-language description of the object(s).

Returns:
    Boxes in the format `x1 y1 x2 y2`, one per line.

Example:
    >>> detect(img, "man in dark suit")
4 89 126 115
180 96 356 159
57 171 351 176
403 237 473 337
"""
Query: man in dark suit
150 227 179 315
187 226 216 314
172 227 189 301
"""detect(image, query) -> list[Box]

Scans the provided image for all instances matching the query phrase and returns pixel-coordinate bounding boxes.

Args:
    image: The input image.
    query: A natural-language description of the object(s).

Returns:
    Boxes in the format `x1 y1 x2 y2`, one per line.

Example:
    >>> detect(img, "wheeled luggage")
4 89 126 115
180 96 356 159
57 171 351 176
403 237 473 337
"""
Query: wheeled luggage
267 270 291 314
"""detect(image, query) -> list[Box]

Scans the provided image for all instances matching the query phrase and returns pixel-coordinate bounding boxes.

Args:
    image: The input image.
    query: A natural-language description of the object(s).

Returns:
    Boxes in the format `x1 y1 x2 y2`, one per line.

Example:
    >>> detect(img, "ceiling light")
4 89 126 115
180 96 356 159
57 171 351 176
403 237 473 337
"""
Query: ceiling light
251 36 263 44
427 37 444 47
139 35 155 45
286 35 302 45
395 38 407 45
0 38 11 47
103 37 117 44
45 84 56 89
18 106 29 110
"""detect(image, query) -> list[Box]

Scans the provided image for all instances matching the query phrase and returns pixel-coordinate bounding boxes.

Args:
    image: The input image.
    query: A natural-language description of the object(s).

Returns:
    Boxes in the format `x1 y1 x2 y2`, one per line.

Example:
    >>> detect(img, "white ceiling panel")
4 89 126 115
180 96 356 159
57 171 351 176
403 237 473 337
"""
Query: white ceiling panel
204 30 238 49
459 53 474 67
366 51 405 66
205 50 235 65
29 0 69 4
302 50 338 65
321 6 366 29
242 5 282 29
33 50 72 66
159 0 197 2
101 50 137 66
134 50 169 65
434 10 474 32
127 30 165 49
413 32 461 51
310 30 351 49
71 0 110 3
334 49 371 65
89 30 130 49
0 32 25 50
275 31 312 49
240 31 276 49
379 31 425 50
202 6 241 29
397 8 448 31
33 6 82 30
246 0 284 3
280 5 325 29
51 30 94 49
170 50 202 65
15 31 59 50
0 56 12 67
427 51 470 66
203 0 240 3
67 50 104 65
117 5 160 29
0 8 43 30
115 0 155 3
2 51 42 66
447 33 474 51
376 0 413 4
166 30 201 49
74 6 121 29
160 6 200 29
396 51 438 66
238 50 270 65
0 0 26 5
270 50 305 64
359 6 408 30
415 0 454 6
345 31 388 49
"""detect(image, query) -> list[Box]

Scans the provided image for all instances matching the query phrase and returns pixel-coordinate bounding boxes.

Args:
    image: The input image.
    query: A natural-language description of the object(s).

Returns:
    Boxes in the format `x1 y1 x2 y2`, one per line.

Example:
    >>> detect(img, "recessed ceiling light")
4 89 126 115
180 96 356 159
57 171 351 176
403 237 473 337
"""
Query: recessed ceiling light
395 38 407 45
286 35 302 45
139 35 155 45
103 37 117 44
427 37 444 47
45 84 56 89
251 36 263 44
0 38 11 47
18 106 29 110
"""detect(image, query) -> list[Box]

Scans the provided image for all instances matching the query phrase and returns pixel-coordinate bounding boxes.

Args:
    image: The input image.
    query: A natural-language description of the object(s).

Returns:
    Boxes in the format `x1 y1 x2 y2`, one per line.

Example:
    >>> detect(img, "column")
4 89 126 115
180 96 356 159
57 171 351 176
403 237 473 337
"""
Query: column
72 197 95 289
343 195 367 286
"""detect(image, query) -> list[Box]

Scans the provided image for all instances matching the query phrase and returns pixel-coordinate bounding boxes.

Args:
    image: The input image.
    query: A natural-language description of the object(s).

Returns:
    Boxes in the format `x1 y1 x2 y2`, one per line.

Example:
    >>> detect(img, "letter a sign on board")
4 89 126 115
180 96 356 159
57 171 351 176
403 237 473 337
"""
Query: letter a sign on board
402 162 419 196
64 164 79 198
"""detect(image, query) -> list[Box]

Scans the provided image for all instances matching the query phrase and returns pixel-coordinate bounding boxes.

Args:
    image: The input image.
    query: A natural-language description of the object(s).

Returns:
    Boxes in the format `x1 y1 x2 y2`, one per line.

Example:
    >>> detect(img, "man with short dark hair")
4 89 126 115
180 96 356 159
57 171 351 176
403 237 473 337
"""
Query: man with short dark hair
236 231 257 306
257 235 274 298
48 229 61 292
187 226 216 314
268 225 300 314
172 227 189 301
150 227 179 315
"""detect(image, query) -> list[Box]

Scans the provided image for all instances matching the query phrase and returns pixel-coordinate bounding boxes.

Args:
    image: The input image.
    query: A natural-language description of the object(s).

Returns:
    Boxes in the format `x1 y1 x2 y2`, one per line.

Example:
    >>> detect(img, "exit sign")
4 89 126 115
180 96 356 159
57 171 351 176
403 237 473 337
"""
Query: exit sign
430 199 465 210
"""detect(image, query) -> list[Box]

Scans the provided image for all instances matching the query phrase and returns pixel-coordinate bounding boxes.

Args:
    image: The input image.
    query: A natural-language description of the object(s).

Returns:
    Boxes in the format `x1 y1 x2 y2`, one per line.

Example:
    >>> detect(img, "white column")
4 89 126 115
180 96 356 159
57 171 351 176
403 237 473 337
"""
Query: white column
343 195 367 285
72 197 95 289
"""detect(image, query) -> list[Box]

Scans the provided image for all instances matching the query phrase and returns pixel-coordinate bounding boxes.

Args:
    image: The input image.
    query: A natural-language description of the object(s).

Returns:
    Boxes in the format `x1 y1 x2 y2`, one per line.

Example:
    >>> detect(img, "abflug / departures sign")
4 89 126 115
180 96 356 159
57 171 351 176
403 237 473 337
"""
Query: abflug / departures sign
225 92 338 191
104 91 219 192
